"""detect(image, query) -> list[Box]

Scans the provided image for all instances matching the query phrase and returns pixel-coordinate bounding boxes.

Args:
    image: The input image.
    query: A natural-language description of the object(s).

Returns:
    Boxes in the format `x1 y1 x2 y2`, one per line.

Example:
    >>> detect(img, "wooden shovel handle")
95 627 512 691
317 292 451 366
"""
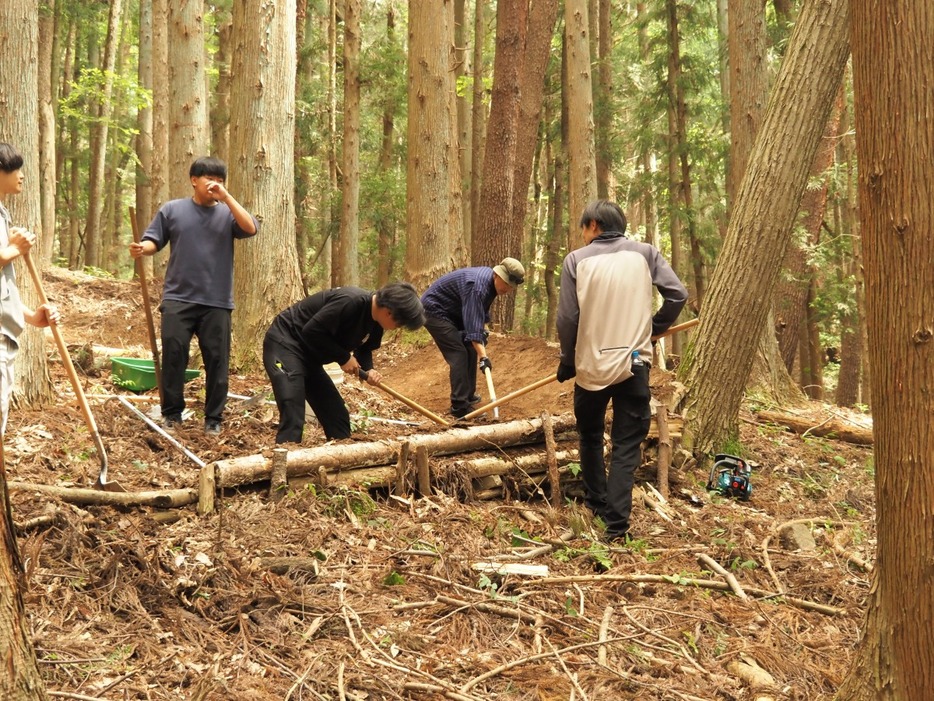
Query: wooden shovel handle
23 252 108 469
651 317 699 341
129 206 163 402
359 370 450 427
462 374 558 421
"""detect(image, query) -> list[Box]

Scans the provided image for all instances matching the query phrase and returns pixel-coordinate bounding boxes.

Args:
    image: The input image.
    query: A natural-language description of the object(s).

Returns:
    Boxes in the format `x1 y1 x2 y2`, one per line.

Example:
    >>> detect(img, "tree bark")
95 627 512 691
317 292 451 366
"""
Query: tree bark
83 0 123 269
563 0 597 250
473 0 528 271
336 0 361 286
1 0 54 408
404 0 462 290
0 445 48 699
38 0 57 263
680 0 851 454
229 0 304 370
168 0 209 199
755 409 872 446
836 1 934 697
135 0 154 279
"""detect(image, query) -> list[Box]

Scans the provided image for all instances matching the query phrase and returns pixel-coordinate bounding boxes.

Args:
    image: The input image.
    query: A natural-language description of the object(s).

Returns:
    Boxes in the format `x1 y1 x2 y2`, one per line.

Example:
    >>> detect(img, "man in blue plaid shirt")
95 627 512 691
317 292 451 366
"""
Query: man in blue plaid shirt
421 258 525 418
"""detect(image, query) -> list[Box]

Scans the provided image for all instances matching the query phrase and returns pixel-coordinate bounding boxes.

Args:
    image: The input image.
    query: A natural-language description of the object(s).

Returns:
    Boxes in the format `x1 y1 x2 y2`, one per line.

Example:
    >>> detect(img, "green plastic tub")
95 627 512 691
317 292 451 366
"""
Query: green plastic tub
111 357 200 392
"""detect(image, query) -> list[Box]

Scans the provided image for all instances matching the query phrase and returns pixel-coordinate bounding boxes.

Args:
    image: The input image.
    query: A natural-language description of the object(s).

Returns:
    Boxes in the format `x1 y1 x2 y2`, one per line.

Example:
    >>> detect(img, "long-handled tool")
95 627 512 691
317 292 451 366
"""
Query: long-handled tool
116 395 205 468
461 319 701 422
359 369 450 427
479 357 498 419
23 252 124 492
129 206 163 406
462 374 558 421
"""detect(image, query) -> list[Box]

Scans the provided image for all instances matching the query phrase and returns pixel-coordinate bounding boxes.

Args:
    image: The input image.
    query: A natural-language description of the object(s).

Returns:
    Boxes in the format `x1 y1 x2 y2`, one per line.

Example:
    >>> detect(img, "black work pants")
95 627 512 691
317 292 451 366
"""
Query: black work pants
424 315 477 414
262 328 350 444
573 364 651 539
160 300 231 423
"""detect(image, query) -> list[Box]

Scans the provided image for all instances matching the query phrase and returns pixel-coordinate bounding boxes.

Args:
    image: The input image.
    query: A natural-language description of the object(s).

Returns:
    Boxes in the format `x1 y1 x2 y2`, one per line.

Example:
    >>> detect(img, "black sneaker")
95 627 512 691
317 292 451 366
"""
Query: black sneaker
449 406 471 419
163 414 182 430
204 420 222 436
468 394 481 404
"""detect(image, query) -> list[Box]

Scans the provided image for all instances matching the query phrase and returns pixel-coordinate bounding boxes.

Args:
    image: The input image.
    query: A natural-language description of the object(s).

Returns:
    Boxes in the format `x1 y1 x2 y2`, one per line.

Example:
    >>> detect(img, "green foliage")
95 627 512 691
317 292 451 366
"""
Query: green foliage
382 570 406 586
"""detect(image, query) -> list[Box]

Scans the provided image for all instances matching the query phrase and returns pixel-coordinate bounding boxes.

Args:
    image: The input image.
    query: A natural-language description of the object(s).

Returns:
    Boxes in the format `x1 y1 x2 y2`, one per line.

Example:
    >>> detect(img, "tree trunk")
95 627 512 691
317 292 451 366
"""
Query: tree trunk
834 95 862 408
0 448 47 699
83 0 123 269
680 0 851 454
594 0 611 199
473 0 528 270
469 0 488 256
836 3 934 695
1 0 54 408
38 0 57 263
151 0 170 275
775 91 844 373
454 0 472 242
168 0 209 199
135 0 154 278
336 0 361 286
563 0 597 250
229 0 303 370
404 0 462 291
210 14 233 164
665 0 685 354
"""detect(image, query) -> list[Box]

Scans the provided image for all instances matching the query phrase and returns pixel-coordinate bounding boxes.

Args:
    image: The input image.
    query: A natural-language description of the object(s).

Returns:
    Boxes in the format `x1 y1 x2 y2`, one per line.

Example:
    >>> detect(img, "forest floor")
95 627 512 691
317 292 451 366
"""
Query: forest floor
5 266 875 700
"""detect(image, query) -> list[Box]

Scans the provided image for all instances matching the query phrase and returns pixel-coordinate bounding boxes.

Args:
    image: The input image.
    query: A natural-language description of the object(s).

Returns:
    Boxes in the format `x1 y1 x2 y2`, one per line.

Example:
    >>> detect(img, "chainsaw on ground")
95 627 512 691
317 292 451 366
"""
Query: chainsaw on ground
706 453 752 500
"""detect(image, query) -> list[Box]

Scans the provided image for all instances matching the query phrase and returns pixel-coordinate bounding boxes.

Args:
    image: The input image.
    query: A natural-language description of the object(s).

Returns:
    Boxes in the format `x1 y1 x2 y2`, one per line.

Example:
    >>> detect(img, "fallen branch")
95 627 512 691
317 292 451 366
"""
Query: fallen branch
697 553 748 600
525 573 845 616
9 482 197 508
755 409 872 445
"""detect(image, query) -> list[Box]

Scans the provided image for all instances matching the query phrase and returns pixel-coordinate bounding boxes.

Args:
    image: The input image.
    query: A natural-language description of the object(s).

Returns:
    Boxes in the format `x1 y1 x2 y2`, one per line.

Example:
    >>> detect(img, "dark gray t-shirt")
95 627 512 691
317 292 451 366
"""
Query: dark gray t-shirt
143 197 258 309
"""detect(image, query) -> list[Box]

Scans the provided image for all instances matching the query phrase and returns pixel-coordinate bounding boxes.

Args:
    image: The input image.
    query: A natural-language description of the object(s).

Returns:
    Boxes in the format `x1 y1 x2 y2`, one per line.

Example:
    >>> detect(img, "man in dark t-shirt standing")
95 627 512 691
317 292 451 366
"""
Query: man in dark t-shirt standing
129 157 259 435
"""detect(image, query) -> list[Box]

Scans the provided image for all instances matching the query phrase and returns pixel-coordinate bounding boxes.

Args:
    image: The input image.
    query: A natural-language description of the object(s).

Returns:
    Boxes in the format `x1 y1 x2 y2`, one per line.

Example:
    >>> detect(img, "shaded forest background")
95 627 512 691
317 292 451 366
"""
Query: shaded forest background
24 0 862 408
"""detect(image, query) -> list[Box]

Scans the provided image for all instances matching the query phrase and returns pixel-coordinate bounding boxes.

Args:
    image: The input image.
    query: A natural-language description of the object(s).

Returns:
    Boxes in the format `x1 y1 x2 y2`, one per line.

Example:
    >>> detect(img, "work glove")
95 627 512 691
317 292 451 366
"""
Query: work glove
556 363 576 383
479 357 492 373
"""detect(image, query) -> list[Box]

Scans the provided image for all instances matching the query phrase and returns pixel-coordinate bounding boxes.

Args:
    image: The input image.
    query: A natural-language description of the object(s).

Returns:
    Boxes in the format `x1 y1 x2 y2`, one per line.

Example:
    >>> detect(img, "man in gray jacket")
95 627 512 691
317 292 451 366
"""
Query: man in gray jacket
556 199 687 542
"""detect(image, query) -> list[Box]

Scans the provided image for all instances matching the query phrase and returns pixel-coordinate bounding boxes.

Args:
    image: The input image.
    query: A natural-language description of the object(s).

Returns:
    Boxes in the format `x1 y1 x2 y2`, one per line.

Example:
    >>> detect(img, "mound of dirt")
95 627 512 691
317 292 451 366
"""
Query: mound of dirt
3 267 873 700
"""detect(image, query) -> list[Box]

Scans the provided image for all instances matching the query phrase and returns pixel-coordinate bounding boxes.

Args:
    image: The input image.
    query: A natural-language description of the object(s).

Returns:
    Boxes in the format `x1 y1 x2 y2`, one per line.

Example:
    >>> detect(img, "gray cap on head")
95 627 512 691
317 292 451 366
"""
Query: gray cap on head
493 257 525 286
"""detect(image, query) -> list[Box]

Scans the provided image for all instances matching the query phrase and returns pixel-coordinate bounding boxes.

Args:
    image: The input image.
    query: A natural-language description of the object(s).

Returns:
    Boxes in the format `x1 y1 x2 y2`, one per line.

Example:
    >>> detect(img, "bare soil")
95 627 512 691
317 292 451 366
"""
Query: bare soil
5 267 873 699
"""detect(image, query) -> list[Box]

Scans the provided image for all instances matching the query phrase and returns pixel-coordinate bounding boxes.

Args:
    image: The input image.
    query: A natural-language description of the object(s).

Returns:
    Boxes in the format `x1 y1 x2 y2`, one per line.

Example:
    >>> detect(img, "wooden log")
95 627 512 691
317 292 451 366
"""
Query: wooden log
542 412 561 508
755 409 872 445
270 447 288 501
9 482 197 508
656 404 671 499
213 414 579 489
395 441 411 498
198 465 216 515
415 445 430 497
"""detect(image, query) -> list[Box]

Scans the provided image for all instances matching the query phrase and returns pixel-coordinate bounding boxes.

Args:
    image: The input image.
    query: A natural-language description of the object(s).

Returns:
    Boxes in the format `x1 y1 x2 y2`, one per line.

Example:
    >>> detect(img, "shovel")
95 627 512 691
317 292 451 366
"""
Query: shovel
480 359 499 419
358 369 450 427
23 252 124 492
129 206 163 406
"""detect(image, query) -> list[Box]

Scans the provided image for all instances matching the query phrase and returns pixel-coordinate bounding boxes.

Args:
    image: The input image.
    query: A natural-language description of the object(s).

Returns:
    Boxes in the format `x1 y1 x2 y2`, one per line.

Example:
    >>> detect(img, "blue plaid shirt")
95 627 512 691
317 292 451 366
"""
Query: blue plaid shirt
420 267 496 344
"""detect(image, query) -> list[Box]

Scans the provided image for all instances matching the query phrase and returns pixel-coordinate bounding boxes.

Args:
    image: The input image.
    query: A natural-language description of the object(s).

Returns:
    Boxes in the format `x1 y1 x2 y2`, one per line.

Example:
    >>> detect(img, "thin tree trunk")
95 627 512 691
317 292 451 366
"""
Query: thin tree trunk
469 0 488 257
83 0 123 269
38 0 57 262
135 0 154 278
337 0 361 285
564 0 597 250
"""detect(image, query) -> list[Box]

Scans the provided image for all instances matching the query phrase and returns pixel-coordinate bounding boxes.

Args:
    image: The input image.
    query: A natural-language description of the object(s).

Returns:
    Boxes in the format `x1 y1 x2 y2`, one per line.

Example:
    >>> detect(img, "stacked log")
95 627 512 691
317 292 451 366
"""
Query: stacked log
198 412 683 514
